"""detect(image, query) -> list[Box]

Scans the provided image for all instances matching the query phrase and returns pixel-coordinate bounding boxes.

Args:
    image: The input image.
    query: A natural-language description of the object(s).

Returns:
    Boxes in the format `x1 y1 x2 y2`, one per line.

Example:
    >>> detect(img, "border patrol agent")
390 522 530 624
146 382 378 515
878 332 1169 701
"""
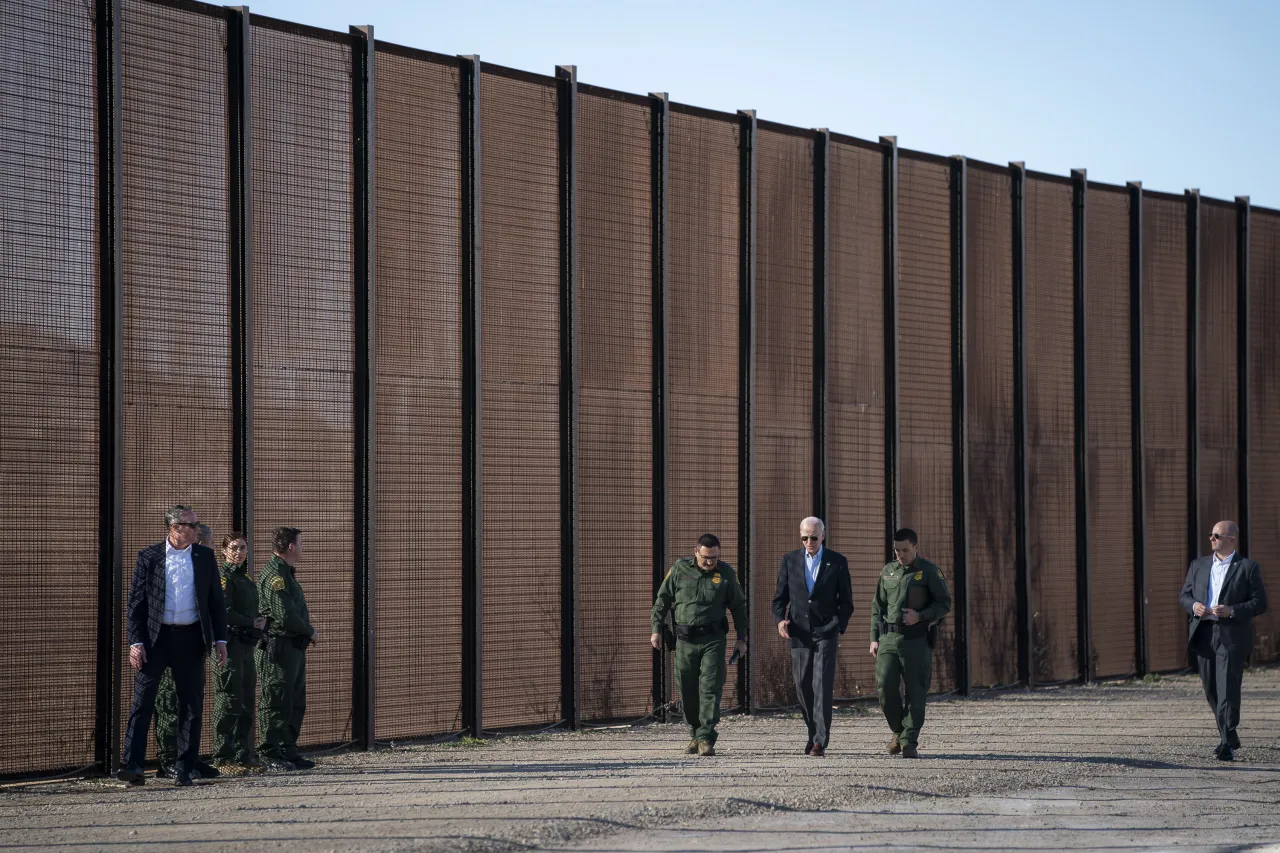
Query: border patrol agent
256 526 317 771
211 532 266 772
870 527 951 758
650 533 748 757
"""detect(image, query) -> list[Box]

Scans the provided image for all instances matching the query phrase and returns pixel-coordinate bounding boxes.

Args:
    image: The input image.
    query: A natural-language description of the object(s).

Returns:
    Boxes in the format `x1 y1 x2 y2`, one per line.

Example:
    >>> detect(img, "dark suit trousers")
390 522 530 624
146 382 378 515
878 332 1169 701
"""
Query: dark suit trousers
122 623 208 770
1190 622 1244 748
791 636 838 748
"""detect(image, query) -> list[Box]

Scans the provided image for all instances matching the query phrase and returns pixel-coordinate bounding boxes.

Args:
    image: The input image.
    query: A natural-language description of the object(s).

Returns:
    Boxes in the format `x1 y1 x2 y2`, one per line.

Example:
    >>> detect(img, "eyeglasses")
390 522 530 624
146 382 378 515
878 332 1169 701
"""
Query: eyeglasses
1209 533 1235 540
172 521 200 529
800 535 821 542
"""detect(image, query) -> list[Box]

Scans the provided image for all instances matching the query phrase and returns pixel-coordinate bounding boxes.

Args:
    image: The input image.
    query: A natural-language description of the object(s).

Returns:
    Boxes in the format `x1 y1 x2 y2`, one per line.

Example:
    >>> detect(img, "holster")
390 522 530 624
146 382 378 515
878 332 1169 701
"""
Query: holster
926 620 940 649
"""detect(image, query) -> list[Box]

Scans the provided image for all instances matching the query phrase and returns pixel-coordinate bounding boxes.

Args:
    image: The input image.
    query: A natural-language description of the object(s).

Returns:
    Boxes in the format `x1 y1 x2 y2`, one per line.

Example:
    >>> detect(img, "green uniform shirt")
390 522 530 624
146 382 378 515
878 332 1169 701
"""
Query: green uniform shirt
257 555 313 639
651 557 748 636
870 557 952 642
220 561 259 633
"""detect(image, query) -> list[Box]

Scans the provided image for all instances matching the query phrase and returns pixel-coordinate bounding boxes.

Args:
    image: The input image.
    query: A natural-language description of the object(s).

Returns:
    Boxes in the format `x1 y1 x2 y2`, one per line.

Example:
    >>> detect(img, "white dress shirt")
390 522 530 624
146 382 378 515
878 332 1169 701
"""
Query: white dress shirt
1206 551 1236 621
804 547 823 596
163 541 199 625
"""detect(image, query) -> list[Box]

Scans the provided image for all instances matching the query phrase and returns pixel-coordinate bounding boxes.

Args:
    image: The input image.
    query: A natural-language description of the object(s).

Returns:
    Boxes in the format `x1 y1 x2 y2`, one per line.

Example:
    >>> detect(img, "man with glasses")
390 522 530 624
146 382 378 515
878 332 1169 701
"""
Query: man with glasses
650 534 748 756
1179 521 1268 760
870 528 951 758
771 517 852 756
117 506 228 787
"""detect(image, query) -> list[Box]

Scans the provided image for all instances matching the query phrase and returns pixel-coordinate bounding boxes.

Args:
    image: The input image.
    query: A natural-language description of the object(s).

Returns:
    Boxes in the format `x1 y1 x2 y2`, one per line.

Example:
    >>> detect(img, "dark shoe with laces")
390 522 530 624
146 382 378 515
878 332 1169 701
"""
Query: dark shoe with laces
809 744 826 758
193 760 220 779
888 734 902 755
287 756 316 770
1215 744 1235 761
174 768 194 787
263 758 296 772
901 744 919 759
116 763 145 786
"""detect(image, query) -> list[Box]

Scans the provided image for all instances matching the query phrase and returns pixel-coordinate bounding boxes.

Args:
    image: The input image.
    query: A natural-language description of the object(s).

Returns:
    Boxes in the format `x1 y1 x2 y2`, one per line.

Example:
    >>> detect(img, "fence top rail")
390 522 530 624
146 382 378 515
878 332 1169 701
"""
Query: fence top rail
251 12 354 45
482 62 555 87
829 131 885 153
968 157 1013 176
1025 168 1073 186
1201 195 1238 211
1144 188 1193 204
577 82 649 108
669 100 741 124
1086 178 1130 194
375 40 460 69
898 147 953 168
1255 203 1280 216
756 118 816 140
138 0 225 20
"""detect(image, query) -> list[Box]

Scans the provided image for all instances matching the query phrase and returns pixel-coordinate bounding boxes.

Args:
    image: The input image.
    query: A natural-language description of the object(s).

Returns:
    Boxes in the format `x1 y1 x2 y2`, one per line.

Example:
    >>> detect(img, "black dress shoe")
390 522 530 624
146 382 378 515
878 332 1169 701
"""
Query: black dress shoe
263 758 295 772
1215 744 1235 761
193 760 220 779
288 756 316 770
804 742 813 755
174 769 194 786
1227 731 1242 750
116 763 145 786
155 762 175 780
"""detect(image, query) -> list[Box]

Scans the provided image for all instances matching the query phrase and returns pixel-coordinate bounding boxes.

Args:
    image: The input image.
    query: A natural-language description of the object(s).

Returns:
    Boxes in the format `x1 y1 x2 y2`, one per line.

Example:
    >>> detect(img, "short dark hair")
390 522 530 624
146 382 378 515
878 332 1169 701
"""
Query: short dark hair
697 533 721 551
893 528 918 546
272 526 301 554
221 531 246 550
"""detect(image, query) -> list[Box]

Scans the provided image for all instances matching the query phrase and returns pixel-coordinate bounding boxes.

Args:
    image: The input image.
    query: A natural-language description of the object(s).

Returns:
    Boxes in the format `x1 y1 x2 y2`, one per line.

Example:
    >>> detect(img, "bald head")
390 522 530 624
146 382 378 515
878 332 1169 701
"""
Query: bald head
1210 520 1239 557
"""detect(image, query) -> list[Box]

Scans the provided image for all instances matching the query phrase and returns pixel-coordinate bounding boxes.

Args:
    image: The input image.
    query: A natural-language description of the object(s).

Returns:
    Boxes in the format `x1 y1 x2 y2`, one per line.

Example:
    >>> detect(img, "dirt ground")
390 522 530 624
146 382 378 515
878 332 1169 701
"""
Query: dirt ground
2 669 1278 853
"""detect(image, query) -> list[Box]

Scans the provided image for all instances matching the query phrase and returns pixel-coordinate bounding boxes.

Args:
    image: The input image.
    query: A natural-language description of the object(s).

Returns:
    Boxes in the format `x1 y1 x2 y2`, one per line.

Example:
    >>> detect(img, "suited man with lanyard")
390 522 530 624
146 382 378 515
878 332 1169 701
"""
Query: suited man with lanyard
771 516 853 756
1179 519 1268 760
117 505 229 786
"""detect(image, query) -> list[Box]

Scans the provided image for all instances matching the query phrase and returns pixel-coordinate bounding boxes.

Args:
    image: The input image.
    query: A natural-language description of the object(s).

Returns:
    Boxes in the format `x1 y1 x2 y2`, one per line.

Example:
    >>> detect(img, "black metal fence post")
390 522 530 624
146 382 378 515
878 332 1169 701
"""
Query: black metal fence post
556 64 580 731
1129 181 1148 675
1237 196 1251 555
950 155 969 696
459 54 484 738
1010 162 1031 687
738 109 756 712
649 91 670 721
813 129 829 526
94 0 124 776
1187 189 1201 566
882 136 899 552
1072 169 1091 683
227 6 253 563
350 23 376 750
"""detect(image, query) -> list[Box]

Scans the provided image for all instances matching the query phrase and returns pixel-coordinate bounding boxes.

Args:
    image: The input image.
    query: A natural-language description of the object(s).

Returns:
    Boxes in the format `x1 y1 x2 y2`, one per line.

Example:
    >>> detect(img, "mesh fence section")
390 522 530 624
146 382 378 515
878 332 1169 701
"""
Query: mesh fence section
1086 186 1135 678
251 24 354 746
897 155 956 692
1248 210 1280 662
1024 176 1077 682
0 0 98 775
576 91 653 722
666 110 741 708
750 128 813 709
372 49 463 740
964 165 1017 688
117 0 232 758
1142 195 1189 673
826 141 882 699
1198 201 1239 539
479 71 561 729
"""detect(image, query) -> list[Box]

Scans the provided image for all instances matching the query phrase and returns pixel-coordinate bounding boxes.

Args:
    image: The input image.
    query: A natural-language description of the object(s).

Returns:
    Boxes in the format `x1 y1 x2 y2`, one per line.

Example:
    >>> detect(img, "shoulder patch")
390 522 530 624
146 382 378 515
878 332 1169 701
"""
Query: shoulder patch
271 576 286 593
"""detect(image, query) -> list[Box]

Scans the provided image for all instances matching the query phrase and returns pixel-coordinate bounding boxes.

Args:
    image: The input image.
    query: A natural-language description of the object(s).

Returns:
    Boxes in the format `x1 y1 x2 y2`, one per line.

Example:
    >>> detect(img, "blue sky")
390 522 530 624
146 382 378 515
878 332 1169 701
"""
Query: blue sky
250 0 1279 207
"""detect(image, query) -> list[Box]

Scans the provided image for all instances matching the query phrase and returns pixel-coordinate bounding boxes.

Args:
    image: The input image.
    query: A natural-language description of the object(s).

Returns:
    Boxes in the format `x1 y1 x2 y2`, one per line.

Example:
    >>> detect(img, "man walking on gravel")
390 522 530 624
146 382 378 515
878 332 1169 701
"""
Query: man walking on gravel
650 534 748 757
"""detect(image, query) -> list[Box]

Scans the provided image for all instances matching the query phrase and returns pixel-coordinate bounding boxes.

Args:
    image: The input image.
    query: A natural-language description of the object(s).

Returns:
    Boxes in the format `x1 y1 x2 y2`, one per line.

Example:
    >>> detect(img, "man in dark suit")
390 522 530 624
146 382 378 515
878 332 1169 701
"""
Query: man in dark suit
771 517 853 757
117 505 228 786
1179 519 1268 761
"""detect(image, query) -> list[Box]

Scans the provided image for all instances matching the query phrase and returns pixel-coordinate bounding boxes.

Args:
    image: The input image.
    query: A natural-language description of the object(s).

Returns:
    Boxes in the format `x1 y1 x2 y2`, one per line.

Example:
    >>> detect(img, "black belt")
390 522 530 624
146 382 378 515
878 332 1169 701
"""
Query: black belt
676 621 728 640
882 623 902 634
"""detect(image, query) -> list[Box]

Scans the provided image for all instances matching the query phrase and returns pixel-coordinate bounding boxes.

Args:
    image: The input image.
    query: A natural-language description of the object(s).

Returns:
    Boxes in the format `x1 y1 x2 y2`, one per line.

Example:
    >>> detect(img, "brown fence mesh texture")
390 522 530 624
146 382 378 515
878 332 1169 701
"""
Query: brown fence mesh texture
1086 185 1135 678
0 0 99 775
576 91 653 722
750 129 813 709
965 165 1017 688
1248 210 1280 662
119 0 233 756
479 71 562 730
251 24 355 746
1198 201 1239 539
372 50 463 739
1024 176 1077 682
826 140 883 699
897 154 956 692
666 110 742 708
1142 195 1189 673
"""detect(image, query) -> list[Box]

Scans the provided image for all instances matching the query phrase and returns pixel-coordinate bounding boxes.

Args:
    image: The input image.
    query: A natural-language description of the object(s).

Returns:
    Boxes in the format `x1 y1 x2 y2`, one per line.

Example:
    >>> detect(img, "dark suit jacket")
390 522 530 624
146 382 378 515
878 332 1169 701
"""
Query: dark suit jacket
127 541 228 652
771 548 853 648
1178 553 1267 655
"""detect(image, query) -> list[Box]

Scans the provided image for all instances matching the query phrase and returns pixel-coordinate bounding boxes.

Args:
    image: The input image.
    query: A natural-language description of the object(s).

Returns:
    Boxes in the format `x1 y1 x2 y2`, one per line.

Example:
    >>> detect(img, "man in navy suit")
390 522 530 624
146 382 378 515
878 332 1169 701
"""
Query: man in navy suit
771 517 853 756
1179 520 1267 761
116 505 228 786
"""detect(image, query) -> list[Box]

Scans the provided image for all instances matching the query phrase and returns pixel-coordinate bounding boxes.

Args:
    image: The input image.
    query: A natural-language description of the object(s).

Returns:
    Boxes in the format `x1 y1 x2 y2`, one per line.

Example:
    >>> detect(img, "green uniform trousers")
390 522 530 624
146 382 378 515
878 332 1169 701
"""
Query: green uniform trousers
675 634 727 745
154 667 178 765
257 640 306 760
212 638 256 763
875 634 933 748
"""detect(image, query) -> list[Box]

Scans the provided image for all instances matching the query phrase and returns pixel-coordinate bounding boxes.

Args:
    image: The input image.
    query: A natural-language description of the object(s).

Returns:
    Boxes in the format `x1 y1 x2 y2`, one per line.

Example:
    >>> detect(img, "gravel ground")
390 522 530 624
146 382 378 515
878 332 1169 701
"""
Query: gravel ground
1 669 1277 852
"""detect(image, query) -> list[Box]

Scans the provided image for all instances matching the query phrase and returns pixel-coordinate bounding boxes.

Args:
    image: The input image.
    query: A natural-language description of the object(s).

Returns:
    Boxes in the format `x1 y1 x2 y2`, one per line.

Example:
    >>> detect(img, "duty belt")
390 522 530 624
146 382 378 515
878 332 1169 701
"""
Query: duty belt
676 621 728 640
881 622 903 634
